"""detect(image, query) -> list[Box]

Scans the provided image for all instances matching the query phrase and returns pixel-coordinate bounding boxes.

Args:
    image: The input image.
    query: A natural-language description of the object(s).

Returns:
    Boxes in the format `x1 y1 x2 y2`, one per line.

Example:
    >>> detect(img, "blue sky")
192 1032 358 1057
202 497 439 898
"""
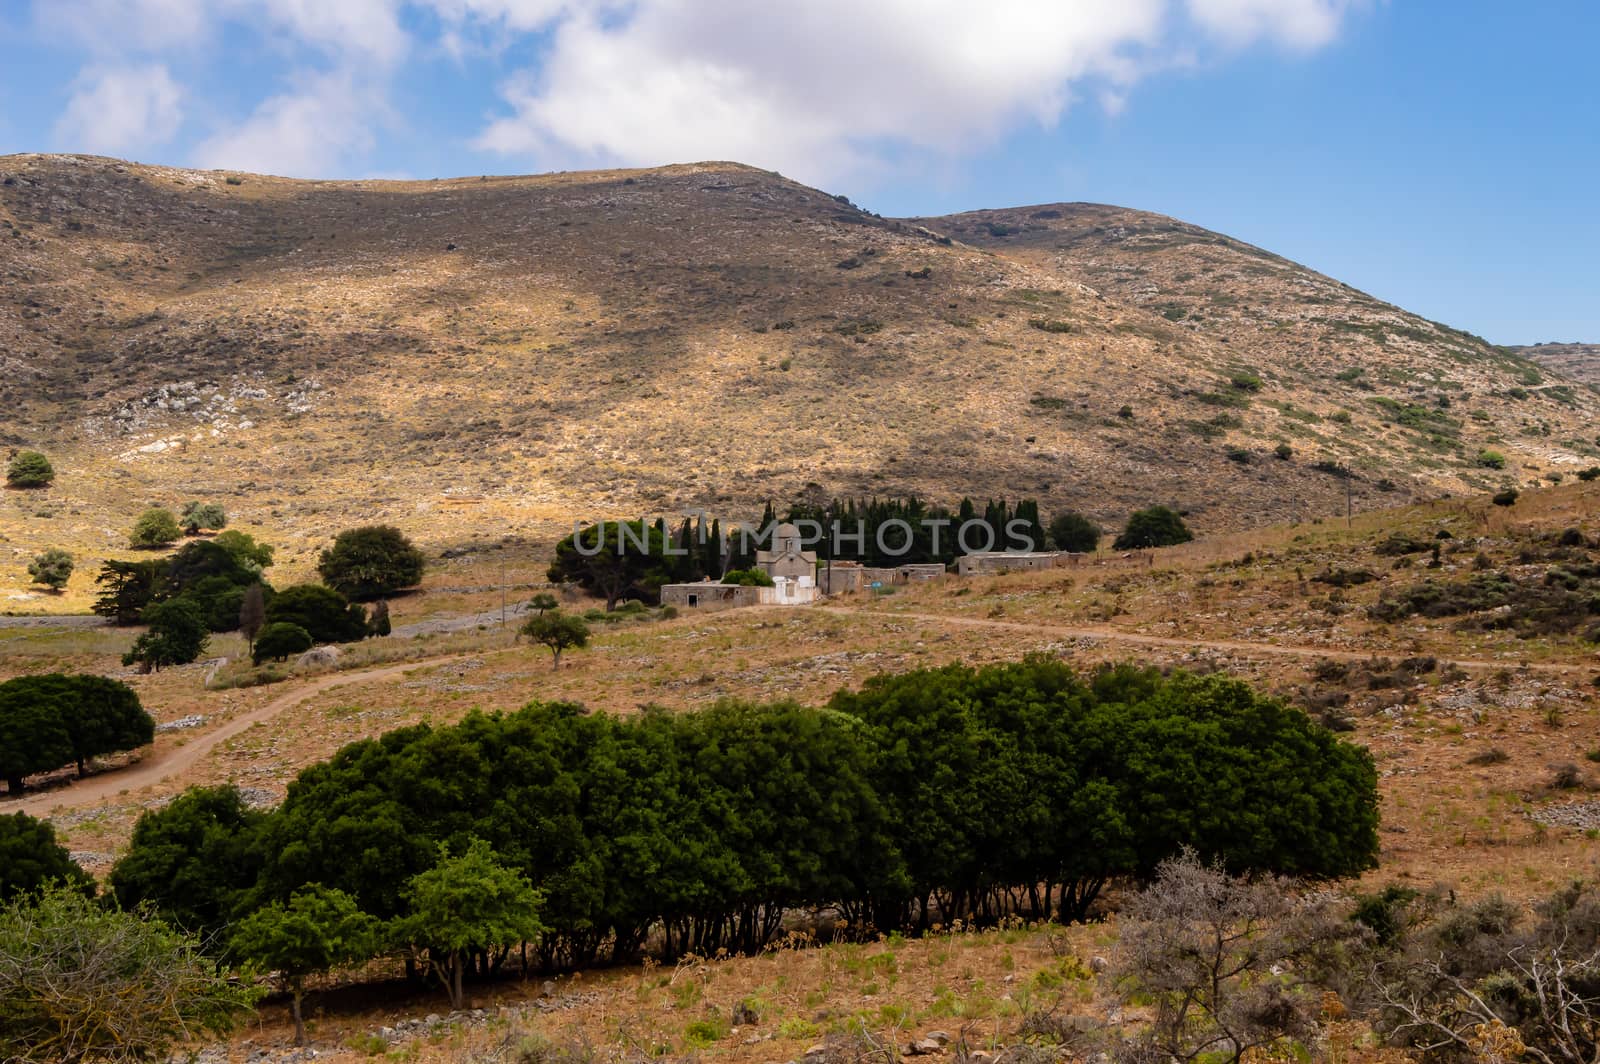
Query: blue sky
1 1 1594 344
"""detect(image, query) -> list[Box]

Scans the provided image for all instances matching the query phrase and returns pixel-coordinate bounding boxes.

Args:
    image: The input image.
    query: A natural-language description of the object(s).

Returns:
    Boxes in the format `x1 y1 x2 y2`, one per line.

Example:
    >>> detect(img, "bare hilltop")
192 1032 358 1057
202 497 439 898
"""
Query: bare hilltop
2 154 1594 576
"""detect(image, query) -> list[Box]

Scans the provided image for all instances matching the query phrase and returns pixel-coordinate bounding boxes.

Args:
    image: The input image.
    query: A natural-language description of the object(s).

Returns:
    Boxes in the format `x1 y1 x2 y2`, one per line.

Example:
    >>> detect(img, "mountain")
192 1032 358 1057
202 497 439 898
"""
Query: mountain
2 154 1595 575
1514 342 1600 387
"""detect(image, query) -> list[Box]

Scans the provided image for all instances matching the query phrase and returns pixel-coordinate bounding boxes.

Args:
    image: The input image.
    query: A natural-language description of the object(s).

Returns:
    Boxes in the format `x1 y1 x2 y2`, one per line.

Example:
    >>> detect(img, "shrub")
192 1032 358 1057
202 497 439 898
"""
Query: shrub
1118 404 1134 419
1224 446 1252 465
26 548 73 591
1274 442 1293 460
179 501 227 535
317 525 425 601
1114 506 1193 550
1476 449 1507 469
0 813 93 901
1492 488 1519 507
253 622 314 664
1578 467 1600 482
1049 512 1101 553
0 882 260 1062
720 568 774 587
1230 372 1264 392
129 507 181 548
5 450 54 488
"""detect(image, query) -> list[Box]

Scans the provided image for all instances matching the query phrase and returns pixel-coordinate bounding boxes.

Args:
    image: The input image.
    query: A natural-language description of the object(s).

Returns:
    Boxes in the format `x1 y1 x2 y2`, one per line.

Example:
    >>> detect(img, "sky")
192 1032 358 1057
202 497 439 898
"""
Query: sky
0 1 1595 345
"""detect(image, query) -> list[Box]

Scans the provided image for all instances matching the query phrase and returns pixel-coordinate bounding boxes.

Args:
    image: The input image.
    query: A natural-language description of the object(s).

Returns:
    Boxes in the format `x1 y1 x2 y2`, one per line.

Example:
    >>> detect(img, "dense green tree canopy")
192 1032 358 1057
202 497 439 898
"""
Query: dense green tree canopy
1113 506 1194 550
110 785 268 938
264 584 367 645
0 675 153 793
317 525 425 601
229 885 378 1044
521 611 590 670
1048 512 1101 553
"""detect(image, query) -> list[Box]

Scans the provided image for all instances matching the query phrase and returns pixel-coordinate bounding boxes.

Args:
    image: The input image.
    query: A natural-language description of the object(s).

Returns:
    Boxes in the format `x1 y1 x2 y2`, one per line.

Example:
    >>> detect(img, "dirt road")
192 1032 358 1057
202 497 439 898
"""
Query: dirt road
7 656 470 817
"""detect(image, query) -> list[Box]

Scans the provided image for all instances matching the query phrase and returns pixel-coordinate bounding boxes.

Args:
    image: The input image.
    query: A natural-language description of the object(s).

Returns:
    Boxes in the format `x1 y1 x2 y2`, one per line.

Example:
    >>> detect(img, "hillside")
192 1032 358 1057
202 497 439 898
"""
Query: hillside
2 155 1596 595
1517 341 1600 386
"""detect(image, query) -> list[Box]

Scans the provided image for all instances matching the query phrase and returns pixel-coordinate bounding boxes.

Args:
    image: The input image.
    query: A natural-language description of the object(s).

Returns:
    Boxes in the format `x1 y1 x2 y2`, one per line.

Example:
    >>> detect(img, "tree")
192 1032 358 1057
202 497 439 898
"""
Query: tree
230 886 380 1046
59 675 153 777
0 679 72 794
548 520 671 610
239 583 267 650
110 785 267 939
521 611 590 670
123 598 209 673
720 568 774 587
26 548 73 591
265 584 366 644
1048 512 1101 553
129 507 182 549
1114 505 1194 550
528 592 559 615
0 813 93 902
212 529 275 572
0 882 261 1064
367 599 391 637
93 559 170 625
5 450 54 489
179 501 227 536
396 839 546 1009
317 525 425 601
253 622 313 664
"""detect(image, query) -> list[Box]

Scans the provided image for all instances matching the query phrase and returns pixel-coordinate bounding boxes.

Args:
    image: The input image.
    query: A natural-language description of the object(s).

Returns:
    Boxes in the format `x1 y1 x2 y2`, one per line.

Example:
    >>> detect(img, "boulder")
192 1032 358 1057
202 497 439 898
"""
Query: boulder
296 645 341 668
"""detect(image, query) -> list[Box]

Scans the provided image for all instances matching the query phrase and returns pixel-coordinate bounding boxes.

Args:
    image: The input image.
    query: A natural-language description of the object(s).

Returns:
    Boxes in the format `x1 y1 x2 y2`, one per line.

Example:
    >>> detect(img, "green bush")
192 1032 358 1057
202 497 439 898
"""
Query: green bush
0 813 93 901
1476 449 1507 469
1048 511 1100 553
179 501 227 535
26 548 73 591
252 622 313 664
130 507 182 549
5 450 54 488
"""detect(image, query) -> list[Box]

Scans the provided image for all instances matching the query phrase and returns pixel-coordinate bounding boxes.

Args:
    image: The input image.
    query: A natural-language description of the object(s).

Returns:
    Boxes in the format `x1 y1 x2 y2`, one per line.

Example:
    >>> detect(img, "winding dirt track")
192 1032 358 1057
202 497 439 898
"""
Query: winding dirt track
7 656 470 817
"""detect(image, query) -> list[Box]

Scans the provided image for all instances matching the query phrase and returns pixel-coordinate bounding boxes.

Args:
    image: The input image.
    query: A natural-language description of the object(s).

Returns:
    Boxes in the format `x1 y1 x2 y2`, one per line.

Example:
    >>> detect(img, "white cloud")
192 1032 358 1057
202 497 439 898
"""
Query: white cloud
469 0 1364 185
55 64 184 155
1185 0 1361 49
191 72 386 177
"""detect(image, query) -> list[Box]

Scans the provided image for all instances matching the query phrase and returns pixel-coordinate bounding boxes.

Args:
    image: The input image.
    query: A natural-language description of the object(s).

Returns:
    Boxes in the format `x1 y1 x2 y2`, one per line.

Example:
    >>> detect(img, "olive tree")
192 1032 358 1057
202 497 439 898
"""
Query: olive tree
26 548 73 591
179 501 228 536
521 611 590 670
129 507 182 549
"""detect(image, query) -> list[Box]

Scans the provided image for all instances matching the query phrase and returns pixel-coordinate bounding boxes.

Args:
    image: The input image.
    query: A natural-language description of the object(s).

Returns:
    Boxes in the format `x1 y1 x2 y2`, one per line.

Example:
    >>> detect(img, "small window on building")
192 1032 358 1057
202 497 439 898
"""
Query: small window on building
687 594 698 607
